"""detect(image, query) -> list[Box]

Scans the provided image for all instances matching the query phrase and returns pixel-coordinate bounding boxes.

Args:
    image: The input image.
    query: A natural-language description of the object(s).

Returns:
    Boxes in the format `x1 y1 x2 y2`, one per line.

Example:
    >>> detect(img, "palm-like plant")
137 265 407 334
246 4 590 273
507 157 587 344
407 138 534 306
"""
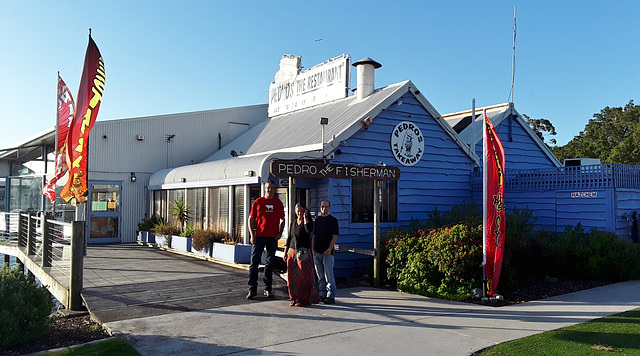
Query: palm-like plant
170 199 191 232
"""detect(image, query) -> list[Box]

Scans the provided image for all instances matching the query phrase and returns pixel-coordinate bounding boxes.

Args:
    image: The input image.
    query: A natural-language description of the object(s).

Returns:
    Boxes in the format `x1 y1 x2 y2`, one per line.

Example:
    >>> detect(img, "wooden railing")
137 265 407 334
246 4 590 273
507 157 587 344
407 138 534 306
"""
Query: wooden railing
0 212 84 311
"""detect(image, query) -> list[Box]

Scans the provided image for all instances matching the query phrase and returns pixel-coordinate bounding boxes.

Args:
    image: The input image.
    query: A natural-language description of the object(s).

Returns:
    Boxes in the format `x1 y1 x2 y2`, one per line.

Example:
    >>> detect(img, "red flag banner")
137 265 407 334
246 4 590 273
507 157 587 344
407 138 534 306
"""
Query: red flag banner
484 113 506 296
60 34 105 206
43 75 75 203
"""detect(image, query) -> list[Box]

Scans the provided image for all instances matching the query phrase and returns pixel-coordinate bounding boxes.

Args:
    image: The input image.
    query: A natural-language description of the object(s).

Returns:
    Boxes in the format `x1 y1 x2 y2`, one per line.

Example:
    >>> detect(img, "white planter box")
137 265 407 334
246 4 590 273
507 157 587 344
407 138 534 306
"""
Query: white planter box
213 243 252 263
172 236 192 252
192 243 212 257
155 234 171 248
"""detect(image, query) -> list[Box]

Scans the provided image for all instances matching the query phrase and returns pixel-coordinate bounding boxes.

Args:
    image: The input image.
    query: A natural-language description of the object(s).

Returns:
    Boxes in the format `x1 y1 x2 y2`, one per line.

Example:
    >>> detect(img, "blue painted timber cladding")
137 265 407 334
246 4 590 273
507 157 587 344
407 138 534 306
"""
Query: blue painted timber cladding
324 92 476 277
613 188 640 240
554 189 612 233
475 114 557 171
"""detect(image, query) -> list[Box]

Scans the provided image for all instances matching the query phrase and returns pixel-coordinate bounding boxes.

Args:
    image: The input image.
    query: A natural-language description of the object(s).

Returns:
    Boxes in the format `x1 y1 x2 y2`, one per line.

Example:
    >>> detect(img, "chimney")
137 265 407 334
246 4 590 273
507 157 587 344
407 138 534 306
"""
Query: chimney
352 57 382 100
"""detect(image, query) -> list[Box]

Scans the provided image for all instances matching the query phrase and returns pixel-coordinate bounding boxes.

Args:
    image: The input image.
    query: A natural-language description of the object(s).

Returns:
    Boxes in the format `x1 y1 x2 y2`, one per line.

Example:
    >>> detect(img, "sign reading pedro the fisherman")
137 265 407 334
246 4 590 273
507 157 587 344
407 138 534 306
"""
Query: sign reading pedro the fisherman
271 161 400 181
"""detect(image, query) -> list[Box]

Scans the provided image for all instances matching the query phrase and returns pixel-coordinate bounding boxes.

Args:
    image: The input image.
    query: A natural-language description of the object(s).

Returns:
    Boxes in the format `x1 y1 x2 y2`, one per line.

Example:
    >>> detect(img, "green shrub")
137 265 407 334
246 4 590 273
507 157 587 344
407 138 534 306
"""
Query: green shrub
385 223 482 301
136 215 164 234
425 202 480 229
0 266 54 349
180 225 195 238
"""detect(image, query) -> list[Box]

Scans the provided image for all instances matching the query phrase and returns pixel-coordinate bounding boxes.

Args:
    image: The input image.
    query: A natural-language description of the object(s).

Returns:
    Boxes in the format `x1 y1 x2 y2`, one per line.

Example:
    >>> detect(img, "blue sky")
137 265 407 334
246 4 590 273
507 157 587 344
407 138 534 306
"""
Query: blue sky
0 1 637 148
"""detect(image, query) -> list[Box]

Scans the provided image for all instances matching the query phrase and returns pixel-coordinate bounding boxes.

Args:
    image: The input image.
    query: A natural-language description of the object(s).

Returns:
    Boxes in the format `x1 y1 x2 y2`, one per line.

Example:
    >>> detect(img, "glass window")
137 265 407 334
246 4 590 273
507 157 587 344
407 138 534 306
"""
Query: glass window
167 189 185 225
351 180 397 223
233 186 245 243
9 176 45 212
90 216 119 238
207 186 228 232
153 190 167 221
90 184 120 212
187 188 205 229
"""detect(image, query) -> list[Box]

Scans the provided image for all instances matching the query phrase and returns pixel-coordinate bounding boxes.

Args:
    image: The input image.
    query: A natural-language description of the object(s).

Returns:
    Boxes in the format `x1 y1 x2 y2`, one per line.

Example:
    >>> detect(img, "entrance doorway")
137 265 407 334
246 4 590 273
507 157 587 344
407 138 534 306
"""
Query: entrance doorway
88 182 121 243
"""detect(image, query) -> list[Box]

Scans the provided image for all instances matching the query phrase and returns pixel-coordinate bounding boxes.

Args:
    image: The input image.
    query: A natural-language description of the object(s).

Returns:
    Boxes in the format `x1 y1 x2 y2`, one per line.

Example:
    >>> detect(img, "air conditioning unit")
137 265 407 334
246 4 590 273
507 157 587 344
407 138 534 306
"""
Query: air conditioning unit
564 158 601 167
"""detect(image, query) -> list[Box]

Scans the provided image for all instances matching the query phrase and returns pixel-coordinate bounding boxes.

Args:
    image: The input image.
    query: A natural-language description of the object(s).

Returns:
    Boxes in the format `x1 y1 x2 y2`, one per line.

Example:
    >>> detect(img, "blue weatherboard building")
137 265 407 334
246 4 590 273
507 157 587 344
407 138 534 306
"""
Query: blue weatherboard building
2 53 639 278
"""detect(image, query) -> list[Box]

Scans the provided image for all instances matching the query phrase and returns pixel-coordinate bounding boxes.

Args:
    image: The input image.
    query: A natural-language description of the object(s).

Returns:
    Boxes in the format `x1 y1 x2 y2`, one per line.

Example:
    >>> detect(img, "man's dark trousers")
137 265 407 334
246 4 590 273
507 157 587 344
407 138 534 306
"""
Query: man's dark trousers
248 236 277 293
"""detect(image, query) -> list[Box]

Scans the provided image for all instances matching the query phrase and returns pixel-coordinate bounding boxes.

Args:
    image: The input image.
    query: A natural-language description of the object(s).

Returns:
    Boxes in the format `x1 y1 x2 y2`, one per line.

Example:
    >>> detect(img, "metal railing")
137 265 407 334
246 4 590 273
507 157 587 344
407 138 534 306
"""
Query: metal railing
1 212 84 311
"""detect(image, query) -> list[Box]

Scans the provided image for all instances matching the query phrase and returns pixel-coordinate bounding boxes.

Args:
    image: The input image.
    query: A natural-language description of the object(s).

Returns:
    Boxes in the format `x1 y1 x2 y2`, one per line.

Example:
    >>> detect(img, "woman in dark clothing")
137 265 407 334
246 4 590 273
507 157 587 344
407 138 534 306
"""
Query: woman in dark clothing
283 203 318 306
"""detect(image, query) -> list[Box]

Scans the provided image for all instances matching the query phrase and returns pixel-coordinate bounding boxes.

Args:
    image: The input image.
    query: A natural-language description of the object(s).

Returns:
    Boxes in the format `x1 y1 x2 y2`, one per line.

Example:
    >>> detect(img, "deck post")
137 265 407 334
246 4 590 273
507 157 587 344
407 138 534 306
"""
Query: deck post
373 180 381 288
69 221 85 311
42 218 52 268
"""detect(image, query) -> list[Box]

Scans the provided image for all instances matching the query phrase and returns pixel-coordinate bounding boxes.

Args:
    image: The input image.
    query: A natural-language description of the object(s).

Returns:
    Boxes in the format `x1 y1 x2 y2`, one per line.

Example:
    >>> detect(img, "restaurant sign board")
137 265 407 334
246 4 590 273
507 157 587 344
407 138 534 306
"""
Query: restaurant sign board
271 160 400 181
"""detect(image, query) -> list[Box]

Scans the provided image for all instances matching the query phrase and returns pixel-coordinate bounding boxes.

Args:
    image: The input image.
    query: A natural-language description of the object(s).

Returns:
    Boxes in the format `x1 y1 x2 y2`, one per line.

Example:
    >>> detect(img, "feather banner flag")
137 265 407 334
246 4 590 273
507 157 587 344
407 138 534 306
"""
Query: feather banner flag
483 112 506 296
60 32 105 206
43 75 75 203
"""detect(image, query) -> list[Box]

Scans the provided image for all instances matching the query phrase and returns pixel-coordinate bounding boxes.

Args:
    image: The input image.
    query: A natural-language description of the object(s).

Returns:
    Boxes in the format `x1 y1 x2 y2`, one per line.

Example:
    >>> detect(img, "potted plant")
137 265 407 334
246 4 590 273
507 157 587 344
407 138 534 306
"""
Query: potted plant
152 222 180 248
170 199 191 233
137 216 163 244
173 225 195 252
192 228 225 257
213 231 251 263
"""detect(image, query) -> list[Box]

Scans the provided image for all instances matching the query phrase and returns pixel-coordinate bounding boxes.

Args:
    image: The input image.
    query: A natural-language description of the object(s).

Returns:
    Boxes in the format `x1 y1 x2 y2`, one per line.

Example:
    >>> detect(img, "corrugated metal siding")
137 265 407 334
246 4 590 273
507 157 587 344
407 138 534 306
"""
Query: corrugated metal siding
87 105 268 242
327 92 476 278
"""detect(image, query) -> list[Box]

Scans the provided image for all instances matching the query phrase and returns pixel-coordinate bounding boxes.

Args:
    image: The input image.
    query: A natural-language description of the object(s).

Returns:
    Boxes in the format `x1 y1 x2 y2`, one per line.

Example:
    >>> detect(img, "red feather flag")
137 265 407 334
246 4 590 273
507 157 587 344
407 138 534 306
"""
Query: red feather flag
43 75 75 203
60 34 105 206
483 113 506 296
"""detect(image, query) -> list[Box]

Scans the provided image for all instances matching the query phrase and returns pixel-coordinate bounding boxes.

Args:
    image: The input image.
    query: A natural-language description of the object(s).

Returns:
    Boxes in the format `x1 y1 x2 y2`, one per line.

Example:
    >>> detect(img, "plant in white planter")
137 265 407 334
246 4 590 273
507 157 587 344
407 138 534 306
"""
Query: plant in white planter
152 223 180 248
213 233 251 263
173 225 195 252
192 229 226 257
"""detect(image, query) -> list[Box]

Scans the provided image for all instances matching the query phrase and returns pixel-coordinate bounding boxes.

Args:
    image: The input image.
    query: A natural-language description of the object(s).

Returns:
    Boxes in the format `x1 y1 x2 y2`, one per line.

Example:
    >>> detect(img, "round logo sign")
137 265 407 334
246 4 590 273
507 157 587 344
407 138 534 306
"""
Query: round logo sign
391 121 424 166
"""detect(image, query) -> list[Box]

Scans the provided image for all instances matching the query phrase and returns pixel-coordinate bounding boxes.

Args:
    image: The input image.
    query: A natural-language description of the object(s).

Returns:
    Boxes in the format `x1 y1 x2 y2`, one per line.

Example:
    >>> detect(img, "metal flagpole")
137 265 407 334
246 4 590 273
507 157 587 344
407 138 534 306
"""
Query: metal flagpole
510 5 517 104
482 108 487 298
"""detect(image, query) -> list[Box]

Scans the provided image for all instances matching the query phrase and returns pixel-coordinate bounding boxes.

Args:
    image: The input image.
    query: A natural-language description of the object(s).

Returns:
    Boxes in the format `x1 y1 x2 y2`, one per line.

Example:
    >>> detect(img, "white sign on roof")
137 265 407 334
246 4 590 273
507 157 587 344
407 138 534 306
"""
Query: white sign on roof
268 54 350 117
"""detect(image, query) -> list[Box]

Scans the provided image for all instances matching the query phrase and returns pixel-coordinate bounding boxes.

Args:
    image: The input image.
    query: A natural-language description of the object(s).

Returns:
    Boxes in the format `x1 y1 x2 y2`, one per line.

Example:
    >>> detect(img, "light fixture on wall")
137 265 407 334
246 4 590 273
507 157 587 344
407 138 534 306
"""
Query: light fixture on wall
320 117 329 157
130 172 137 182
180 177 187 183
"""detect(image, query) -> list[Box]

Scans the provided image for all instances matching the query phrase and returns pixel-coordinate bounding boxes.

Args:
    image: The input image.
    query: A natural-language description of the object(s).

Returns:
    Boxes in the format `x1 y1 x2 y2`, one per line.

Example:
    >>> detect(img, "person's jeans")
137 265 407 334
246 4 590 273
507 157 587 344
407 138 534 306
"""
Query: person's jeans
313 253 336 299
248 236 277 293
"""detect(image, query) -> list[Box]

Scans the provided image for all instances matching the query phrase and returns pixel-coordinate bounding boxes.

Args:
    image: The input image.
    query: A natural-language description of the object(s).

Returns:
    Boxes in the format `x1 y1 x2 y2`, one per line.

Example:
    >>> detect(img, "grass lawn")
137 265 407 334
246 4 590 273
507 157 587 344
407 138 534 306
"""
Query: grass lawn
48 337 140 356
476 308 640 355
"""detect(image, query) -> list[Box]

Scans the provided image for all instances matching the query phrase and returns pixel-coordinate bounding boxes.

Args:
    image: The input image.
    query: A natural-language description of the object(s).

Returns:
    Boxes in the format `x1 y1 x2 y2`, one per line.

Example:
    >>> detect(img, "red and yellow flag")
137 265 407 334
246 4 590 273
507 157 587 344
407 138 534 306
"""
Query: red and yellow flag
483 113 505 296
60 34 105 206
43 75 75 203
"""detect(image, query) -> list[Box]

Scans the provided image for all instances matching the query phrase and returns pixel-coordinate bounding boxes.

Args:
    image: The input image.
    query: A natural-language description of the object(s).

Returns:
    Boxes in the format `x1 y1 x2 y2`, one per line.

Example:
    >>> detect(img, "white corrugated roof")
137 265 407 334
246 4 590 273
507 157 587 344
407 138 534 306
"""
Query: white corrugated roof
150 80 482 187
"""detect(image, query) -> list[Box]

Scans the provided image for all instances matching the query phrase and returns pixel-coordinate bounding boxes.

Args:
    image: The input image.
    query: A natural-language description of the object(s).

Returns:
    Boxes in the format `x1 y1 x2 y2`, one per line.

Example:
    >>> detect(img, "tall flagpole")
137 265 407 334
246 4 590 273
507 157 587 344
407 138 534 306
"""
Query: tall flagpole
53 72 61 213
482 108 488 298
510 5 517 104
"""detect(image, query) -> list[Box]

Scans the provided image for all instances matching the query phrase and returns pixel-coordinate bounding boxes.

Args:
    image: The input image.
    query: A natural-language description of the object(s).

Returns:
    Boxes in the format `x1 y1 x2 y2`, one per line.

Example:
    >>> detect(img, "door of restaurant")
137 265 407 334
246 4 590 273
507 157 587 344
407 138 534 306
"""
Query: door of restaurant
88 182 121 243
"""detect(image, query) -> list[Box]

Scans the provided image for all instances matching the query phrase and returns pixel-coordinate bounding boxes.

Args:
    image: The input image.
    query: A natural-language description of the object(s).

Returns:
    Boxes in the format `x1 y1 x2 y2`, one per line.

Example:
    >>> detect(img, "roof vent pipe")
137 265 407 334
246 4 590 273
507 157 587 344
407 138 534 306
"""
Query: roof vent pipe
352 57 382 100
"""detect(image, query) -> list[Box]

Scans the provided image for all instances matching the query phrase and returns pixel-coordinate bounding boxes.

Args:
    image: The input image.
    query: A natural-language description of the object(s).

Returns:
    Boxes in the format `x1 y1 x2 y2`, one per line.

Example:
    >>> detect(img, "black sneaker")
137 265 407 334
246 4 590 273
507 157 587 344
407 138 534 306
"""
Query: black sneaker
323 298 335 304
264 290 274 299
246 291 256 300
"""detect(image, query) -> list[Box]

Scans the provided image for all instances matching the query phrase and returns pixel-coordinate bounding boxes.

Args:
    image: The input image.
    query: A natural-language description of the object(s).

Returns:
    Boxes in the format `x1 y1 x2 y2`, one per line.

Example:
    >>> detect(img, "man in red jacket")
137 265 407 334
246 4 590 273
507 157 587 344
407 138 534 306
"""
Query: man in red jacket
247 180 285 299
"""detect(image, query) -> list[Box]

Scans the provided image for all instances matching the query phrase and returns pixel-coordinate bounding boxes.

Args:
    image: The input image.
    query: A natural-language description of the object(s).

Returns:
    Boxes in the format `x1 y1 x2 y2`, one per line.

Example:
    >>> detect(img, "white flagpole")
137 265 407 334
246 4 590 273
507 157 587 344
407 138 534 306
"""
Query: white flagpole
482 108 487 297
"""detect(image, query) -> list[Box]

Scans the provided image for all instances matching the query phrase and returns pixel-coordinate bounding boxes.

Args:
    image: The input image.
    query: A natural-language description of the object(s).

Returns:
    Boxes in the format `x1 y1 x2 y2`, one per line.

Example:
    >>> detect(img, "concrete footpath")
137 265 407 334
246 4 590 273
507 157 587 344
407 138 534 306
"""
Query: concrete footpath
105 280 640 355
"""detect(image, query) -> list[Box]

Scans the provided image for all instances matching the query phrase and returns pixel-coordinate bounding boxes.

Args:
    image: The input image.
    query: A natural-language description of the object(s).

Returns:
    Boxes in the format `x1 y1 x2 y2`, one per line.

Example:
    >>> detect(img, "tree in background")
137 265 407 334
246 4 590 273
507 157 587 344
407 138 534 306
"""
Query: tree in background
523 114 557 145
552 101 640 164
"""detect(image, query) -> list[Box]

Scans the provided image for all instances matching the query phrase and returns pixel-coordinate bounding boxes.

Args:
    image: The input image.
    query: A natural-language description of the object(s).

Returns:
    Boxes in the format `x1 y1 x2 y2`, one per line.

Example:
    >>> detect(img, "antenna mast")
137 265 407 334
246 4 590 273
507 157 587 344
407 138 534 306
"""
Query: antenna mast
509 6 517 103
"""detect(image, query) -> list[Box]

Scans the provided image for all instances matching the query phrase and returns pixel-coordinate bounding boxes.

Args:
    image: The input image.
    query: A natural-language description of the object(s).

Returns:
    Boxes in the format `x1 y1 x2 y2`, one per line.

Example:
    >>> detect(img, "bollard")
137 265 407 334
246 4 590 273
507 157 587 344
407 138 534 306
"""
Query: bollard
42 218 52 268
68 221 85 311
